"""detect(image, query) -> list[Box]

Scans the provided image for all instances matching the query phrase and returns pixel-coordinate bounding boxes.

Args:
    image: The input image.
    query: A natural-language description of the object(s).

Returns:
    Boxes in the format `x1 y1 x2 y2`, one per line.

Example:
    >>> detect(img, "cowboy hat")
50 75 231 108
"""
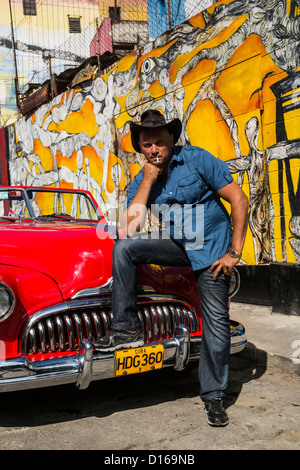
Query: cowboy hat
130 109 182 153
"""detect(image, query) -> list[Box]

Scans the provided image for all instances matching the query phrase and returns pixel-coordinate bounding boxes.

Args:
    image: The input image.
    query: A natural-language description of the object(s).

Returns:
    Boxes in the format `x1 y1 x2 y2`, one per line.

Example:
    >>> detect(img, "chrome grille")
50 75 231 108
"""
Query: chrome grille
23 301 200 355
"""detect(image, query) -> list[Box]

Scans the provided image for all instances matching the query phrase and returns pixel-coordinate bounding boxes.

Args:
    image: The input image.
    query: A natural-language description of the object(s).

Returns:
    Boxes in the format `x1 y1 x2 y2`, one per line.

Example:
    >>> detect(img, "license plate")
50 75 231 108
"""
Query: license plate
114 344 164 376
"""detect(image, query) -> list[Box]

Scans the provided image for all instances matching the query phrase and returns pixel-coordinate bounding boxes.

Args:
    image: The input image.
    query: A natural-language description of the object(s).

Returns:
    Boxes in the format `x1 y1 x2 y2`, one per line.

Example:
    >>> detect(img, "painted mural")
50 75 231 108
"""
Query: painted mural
4 0 300 267
0 0 149 126
0 0 101 126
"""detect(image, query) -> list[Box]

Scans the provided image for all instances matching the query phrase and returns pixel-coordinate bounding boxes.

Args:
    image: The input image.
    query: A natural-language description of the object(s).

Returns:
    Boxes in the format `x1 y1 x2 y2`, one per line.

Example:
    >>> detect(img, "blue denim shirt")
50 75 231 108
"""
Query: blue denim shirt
126 146 233 270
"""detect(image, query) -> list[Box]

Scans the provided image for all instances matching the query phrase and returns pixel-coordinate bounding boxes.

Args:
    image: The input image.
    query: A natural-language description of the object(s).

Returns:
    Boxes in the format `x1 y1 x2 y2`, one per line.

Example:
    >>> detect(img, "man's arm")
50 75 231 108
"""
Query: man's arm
210 180 248 279
120 163 161 237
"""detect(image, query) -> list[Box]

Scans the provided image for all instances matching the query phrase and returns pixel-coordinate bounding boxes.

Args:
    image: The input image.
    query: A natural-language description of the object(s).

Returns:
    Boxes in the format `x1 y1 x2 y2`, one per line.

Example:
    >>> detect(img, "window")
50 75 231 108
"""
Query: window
68 16 81 33
23 0 36 16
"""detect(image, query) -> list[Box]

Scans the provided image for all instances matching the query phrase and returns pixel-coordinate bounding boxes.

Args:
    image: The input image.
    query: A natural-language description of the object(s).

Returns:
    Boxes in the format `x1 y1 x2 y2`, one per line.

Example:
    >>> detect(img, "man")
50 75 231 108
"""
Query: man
93 110 248 426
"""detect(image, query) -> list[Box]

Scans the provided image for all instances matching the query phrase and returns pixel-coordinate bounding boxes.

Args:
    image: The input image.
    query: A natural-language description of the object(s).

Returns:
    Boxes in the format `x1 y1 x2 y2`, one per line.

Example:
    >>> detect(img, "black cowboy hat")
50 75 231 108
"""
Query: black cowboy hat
130 109 182 153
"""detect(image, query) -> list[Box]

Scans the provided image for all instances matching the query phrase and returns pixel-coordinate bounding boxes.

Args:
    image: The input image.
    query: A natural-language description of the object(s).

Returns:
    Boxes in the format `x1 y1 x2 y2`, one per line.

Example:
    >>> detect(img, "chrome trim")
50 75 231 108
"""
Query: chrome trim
91 311 102 339
71 279 158 300
21 295 200 355
63 314 74 349
1 319 246 392
47 318 55 351
38 322 46 352
143 308 152 342
136 285 157 293
173 325 190 371
29 328 37 354
0 325 191 393
0 282 16 322
229 267 240 298
56 315 65 350
71 278 113 300
21 298 111 353
76 340 93 390
163 306 172 337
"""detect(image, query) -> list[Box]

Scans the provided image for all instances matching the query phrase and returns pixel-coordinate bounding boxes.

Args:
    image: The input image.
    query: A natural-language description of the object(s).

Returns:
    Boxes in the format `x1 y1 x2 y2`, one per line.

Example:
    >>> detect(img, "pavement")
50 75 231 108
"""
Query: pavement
0 300 299 451
230 301 300 375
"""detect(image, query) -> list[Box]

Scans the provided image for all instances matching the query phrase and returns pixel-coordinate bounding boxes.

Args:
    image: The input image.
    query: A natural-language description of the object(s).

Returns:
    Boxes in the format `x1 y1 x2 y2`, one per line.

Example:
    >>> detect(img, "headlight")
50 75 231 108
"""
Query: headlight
0 283 15 321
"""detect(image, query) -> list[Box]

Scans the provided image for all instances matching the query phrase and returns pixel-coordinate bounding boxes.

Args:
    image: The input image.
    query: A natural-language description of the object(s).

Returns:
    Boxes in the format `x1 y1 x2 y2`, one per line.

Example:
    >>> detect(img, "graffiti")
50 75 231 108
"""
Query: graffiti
227 117 275 264
9 77 129 221
4 0 300 265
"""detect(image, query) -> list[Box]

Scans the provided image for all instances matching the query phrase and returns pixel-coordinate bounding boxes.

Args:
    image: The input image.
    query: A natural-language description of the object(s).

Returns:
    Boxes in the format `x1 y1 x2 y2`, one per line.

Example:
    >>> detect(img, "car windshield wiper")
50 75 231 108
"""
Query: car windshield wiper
36 213 76 220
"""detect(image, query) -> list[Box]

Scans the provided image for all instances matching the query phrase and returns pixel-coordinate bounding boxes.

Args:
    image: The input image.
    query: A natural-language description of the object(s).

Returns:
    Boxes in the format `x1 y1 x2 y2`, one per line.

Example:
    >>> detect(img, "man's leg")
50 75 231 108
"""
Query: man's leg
92 235 190 351
195 268 231 426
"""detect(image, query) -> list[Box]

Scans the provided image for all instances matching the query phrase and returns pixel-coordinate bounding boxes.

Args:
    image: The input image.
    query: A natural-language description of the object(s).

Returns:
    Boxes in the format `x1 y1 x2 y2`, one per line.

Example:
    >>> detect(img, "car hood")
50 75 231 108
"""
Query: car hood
0 221 115 300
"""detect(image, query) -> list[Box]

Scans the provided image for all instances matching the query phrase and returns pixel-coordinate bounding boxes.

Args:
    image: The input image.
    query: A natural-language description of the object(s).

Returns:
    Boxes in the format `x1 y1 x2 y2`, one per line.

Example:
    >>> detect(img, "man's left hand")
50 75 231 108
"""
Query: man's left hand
210 253 239 280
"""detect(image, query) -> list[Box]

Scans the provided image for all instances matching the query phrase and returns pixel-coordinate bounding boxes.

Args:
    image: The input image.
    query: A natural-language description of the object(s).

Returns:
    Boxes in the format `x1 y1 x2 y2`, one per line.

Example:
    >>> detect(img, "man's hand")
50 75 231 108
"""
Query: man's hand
210 180 248 280
120 163 161 237
142 161 162 185
210 252 240 280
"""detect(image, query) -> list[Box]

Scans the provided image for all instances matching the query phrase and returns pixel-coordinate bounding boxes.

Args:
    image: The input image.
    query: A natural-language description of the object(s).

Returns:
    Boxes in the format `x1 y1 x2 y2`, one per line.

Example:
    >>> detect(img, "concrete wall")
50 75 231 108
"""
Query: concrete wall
1 0 300 309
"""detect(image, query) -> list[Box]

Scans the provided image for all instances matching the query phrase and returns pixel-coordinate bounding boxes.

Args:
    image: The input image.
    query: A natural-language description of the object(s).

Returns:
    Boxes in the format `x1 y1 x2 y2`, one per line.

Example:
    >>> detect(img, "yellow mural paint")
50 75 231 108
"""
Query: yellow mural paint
186 100 218 155
106 152 126 193
169 14 248 84
33 140 54 172
149 80 166 99
101 190 107 204
56 151 78 173
188 13 206 29
283 112 300 142
282 170 295 263
82 145 104 187
115 52 137 74
129 163 142 180
120 133 135 153
182 59 216 106
215 118 237 160
114 95 135 129
48 98 98 138
215 55 261 116
59 190 73 215
134 39 178 88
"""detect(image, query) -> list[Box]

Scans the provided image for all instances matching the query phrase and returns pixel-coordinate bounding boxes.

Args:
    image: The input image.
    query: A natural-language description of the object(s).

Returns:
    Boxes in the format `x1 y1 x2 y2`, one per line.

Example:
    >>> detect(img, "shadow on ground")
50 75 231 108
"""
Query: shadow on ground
0 342 267 427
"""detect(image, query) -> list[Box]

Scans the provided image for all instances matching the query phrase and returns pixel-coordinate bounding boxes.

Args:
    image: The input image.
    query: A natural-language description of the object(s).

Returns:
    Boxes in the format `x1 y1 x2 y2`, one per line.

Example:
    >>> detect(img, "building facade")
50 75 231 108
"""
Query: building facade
0 0 150 125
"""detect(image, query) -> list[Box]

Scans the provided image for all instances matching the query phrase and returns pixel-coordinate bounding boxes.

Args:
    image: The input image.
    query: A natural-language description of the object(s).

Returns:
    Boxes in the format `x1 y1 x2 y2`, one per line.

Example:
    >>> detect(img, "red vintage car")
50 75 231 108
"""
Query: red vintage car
0 186 246 392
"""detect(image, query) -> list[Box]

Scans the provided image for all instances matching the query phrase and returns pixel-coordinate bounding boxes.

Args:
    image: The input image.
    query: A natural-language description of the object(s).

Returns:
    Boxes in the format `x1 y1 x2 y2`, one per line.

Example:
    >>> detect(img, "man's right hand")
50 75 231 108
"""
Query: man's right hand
120 163 159 237
142 162 162 186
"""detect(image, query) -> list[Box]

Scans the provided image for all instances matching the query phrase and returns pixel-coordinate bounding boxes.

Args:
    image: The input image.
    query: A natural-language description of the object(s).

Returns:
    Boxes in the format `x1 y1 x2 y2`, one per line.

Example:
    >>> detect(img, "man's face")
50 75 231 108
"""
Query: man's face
138 127 174 168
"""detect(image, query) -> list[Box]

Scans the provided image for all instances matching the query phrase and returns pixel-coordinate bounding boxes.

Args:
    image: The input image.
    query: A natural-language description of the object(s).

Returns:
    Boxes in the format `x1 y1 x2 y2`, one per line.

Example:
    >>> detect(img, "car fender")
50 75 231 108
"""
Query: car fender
0 264 63 359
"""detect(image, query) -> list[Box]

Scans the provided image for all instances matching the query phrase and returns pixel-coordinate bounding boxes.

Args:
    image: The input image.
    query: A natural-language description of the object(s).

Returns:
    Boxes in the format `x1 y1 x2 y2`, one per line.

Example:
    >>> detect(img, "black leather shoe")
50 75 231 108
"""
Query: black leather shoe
204 398 229 426
92 328 144 352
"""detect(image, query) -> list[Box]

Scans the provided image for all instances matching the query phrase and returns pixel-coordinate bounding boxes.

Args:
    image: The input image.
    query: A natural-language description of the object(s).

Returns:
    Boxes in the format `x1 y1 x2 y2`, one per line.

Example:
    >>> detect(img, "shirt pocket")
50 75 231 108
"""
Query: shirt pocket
177 173 201 204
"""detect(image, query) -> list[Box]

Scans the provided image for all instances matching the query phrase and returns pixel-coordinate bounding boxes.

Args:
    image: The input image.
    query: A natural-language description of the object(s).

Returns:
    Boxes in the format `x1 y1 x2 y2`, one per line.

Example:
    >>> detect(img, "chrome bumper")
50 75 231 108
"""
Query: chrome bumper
0 326 191 393
0 324 247 393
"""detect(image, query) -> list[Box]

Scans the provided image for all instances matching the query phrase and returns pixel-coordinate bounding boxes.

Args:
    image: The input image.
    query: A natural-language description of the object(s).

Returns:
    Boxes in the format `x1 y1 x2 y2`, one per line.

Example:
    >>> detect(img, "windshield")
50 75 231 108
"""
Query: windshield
0 190 26 218
0 188 100 221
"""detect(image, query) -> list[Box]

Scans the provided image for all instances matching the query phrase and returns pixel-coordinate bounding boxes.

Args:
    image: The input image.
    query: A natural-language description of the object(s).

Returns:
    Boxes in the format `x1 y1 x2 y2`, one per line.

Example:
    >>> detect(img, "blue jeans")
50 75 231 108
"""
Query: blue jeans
111 235 230 401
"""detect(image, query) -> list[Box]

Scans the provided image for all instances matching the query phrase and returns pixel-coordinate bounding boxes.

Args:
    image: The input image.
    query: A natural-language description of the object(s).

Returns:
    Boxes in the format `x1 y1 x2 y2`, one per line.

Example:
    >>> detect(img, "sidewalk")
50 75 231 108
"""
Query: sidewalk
230 301 300 375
